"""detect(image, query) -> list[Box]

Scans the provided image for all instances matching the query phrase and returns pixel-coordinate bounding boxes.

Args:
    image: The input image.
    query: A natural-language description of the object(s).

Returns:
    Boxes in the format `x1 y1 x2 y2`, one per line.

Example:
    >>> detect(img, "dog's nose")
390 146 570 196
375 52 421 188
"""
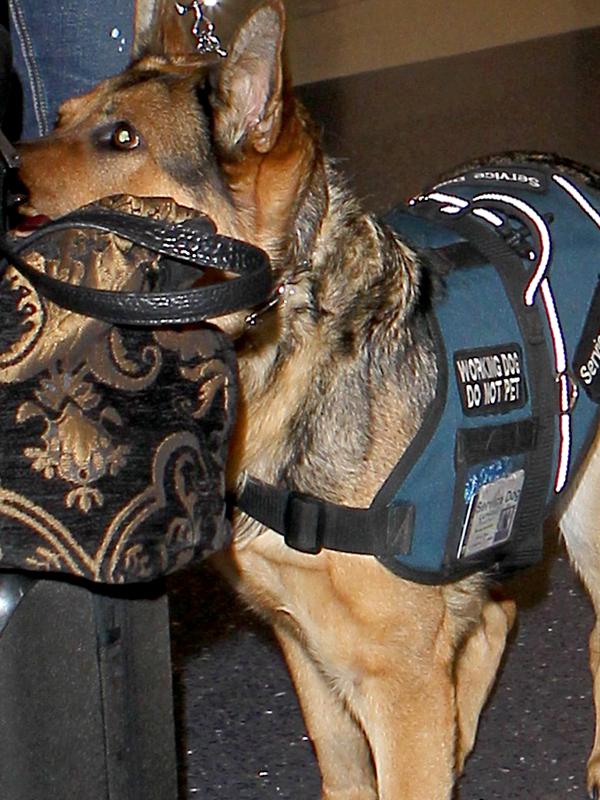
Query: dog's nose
6 168 29 206
4 172 32 231
6 190 27 208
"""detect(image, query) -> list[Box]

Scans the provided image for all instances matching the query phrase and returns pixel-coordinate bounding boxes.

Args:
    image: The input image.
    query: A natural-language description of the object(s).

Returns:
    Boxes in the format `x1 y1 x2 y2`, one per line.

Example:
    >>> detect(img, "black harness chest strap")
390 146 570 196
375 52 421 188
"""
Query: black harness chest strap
236 476 414 557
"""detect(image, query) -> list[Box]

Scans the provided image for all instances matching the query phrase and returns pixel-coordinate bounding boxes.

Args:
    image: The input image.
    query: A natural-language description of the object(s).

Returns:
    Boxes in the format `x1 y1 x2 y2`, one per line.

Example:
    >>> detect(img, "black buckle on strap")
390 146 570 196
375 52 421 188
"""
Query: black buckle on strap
284 491 324 555
384 503 414 555
236 475 415 558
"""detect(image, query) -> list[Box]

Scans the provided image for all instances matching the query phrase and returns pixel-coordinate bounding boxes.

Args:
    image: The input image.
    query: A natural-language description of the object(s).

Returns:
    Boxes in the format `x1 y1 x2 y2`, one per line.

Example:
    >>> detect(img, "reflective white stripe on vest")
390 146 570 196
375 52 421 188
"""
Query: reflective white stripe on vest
423 185 574 493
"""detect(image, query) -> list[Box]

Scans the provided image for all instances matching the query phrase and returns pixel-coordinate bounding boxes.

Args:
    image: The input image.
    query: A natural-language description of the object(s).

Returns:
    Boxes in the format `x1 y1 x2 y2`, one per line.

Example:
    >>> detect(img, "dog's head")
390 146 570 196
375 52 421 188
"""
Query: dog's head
17 1 324 277
15 2 331 479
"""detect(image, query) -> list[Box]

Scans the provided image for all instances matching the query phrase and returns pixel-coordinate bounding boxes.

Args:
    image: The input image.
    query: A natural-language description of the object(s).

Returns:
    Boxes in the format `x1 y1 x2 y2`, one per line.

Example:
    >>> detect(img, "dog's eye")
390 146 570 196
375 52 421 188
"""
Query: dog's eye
110 123 141 151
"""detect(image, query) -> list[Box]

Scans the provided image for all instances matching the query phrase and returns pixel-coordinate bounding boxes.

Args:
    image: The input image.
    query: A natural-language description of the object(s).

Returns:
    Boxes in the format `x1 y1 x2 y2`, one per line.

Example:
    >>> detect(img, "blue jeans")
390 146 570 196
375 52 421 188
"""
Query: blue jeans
9 0 134 139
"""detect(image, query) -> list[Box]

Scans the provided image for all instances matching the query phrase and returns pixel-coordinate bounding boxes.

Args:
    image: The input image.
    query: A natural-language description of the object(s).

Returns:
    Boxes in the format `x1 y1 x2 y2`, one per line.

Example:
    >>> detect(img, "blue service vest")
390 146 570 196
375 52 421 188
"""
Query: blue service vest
378 162 600 582
238 161 600 584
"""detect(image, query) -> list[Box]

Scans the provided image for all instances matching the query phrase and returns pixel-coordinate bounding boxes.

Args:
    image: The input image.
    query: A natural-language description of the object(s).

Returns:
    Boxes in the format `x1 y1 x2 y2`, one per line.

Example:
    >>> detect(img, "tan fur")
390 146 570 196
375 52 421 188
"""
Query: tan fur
559 428 600 795
16 2 600 798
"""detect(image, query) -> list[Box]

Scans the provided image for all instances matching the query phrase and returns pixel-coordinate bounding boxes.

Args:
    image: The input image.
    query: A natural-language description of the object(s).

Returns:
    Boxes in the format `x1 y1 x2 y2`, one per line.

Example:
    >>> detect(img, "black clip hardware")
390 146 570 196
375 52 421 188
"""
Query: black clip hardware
284 491 324 555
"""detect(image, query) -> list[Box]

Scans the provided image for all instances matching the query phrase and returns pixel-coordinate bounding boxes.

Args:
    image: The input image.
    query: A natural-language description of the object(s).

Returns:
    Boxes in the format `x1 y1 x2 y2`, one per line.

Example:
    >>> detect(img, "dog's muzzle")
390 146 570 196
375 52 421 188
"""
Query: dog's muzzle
0 193 272 584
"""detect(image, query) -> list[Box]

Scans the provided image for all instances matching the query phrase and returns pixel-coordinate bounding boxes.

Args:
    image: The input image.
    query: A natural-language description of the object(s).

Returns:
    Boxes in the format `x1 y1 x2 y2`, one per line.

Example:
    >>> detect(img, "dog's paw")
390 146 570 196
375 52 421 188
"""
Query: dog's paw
587 754 600 799
322 788 378 800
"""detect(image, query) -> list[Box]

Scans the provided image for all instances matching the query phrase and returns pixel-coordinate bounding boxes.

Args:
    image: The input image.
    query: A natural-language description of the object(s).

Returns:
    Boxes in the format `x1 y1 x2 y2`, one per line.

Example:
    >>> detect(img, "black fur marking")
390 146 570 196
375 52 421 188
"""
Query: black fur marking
113 69 167 91
195 82 214 130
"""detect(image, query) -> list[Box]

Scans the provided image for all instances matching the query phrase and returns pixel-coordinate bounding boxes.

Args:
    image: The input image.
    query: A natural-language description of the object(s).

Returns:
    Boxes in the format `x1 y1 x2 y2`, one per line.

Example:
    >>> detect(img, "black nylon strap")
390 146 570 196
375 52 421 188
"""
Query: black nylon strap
0 207 272 325
421 240 486 271
236 476 414 557
455 418 539 466
411 200 522 266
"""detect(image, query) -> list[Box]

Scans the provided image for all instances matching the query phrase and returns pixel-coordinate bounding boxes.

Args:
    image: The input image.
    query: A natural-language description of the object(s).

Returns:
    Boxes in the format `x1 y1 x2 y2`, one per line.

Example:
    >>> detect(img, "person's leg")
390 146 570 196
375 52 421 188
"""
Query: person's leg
8 0 134 138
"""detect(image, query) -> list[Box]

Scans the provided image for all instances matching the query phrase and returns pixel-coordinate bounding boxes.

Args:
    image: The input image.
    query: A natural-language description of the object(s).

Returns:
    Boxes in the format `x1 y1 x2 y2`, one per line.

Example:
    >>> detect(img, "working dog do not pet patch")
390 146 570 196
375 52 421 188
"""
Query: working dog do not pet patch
454 344 527 416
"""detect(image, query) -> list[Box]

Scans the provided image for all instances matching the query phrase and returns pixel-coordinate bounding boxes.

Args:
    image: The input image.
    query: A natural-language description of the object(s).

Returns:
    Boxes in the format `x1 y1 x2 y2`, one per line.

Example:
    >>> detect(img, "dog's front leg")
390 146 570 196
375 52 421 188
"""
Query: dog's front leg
454 593 516 772
560 430 600 798
274 589 457 800
317 561 459 800
349 662 457 800
275 625 378 800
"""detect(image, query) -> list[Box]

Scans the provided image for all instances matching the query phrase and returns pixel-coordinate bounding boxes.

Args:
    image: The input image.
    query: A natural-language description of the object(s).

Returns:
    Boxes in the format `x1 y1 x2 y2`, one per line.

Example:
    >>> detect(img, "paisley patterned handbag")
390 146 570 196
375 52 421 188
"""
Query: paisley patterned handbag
0 158 272 794
0 193 270 583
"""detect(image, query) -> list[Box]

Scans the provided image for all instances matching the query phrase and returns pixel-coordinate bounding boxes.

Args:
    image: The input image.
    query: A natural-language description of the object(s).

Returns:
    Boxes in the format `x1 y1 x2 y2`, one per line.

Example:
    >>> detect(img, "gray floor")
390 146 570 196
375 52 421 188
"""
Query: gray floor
170 547 595 800
170 28 600 799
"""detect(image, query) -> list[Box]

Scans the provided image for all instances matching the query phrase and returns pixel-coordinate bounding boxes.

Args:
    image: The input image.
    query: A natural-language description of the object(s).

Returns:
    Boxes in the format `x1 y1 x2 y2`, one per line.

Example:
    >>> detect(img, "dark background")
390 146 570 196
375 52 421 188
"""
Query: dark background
170 28 600 799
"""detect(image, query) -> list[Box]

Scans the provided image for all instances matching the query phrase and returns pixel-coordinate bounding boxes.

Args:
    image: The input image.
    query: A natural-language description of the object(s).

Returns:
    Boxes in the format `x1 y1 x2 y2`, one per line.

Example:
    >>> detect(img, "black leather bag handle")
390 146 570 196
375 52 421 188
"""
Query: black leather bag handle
0 206 272 325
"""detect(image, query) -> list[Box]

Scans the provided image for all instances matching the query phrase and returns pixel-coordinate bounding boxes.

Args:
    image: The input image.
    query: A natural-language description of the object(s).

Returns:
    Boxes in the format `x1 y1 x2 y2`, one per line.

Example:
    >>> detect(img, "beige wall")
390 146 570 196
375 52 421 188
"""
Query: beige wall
285 0 600 83
212 0 600 85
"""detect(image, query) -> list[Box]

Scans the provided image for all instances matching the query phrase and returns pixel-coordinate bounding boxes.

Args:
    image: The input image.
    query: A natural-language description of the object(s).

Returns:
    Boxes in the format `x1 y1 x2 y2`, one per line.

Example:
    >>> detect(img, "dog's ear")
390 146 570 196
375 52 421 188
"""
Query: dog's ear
212 1 285 155
134 0 199 58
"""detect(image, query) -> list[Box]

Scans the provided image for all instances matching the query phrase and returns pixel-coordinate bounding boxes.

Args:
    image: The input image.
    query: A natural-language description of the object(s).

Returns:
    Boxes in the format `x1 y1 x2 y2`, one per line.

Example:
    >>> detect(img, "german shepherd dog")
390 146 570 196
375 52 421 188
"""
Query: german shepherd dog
14 2 600 797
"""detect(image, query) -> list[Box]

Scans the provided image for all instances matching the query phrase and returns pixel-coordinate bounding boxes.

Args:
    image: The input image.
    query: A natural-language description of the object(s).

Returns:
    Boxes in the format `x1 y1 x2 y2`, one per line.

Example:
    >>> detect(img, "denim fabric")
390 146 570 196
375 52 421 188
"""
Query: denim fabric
8 0 134 139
